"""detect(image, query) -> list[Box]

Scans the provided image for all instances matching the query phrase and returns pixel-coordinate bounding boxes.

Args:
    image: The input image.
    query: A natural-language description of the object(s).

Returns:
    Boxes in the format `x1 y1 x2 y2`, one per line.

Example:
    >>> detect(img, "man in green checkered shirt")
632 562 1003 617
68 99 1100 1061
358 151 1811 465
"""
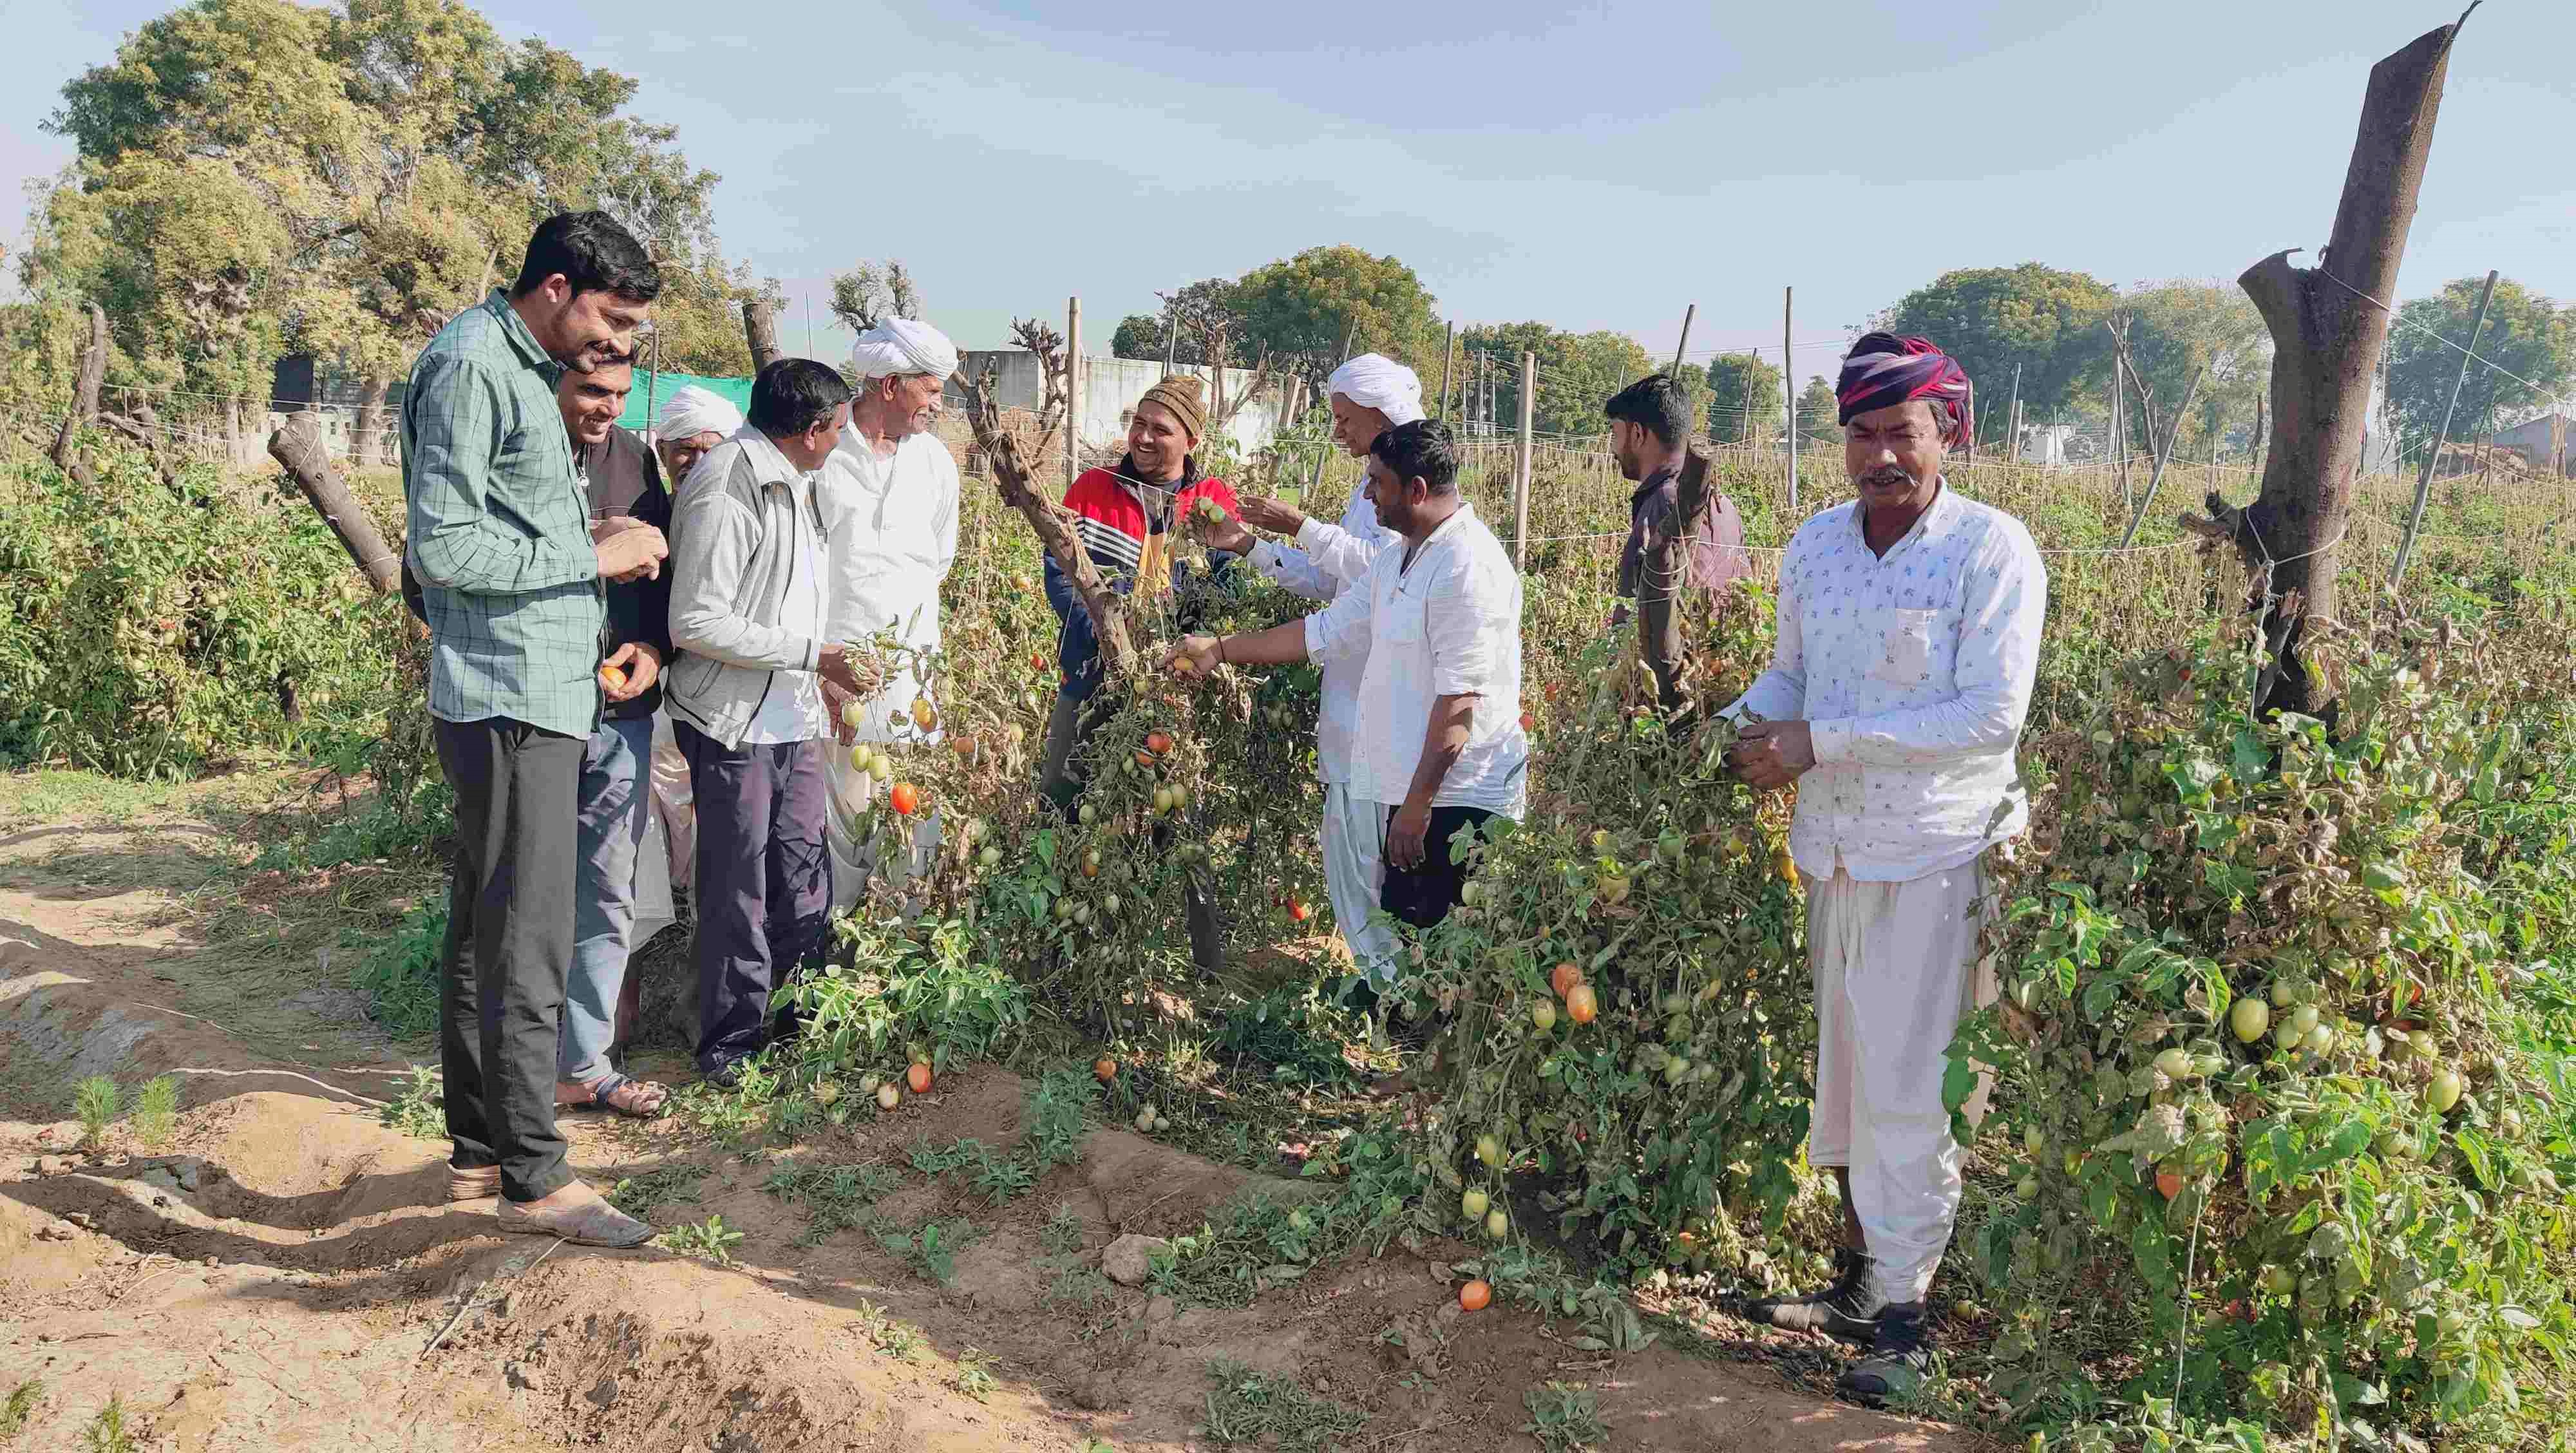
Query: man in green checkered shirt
401 211 667 1248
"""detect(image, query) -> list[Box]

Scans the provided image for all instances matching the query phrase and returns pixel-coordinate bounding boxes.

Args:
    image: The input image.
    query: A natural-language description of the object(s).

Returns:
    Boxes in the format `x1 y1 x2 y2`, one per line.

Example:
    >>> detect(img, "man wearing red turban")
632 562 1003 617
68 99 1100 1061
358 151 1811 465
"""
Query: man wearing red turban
1723 332 2046 1405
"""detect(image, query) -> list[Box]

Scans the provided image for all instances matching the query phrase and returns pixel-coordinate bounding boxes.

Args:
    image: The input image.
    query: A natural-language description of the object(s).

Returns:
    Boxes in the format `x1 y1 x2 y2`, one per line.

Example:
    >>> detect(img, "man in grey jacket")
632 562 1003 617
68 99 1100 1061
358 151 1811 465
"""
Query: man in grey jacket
664 358 873 1083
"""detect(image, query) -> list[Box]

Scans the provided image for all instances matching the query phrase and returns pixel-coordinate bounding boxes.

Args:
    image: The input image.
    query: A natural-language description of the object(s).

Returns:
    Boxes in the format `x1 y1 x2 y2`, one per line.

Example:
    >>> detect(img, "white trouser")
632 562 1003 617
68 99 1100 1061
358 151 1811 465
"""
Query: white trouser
1808 855 1996 1306
1321 783 1399 983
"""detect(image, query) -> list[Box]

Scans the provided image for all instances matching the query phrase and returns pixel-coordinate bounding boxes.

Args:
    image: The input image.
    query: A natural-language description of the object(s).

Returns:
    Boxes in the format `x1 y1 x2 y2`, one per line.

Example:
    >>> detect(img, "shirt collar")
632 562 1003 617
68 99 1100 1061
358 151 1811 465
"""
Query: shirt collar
1845 477 1953 555
1627 462 1678 512
734 424 811 489
484 289 557 375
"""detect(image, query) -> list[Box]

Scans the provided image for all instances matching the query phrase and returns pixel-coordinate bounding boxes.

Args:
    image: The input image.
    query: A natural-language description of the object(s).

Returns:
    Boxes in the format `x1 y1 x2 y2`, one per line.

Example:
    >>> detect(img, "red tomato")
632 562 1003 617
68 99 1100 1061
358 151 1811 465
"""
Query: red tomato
907 1063 933 1095
890 782 920 816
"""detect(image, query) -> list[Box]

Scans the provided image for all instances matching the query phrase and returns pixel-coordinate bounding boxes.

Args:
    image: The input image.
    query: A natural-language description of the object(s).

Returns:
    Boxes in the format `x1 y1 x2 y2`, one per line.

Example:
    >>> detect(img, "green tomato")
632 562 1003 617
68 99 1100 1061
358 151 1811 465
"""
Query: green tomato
2230 997 2272 1043
2286 1004 2321 1038
2153 1047 2193 1079
2270 980 2299 1009
1461 1188 1490 1219
2302 1023 2335 1055
2016 1174 2040 1201
1485 1208 1510 1239
2426 1069 2464 1114
1531 1001 1557 1032
1475 1134 1504 1168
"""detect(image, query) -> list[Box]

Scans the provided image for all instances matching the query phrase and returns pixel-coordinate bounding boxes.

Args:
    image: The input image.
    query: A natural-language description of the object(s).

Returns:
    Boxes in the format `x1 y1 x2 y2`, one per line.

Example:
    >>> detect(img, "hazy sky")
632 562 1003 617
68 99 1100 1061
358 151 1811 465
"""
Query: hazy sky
8 0 2572 388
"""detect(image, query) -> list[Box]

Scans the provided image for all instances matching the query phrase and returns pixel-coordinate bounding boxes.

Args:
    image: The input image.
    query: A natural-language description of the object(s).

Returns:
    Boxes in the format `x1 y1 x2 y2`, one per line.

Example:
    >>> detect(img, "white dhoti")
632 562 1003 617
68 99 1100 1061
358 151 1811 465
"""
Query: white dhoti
1321 783 1397 983
1806 855 1997 1305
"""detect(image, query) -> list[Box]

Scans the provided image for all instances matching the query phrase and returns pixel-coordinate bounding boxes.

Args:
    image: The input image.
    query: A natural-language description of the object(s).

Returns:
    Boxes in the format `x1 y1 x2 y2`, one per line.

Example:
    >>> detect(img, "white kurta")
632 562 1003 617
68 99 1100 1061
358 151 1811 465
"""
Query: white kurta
818 428 960 910
1304 501 1528 819
1247 482 1401 976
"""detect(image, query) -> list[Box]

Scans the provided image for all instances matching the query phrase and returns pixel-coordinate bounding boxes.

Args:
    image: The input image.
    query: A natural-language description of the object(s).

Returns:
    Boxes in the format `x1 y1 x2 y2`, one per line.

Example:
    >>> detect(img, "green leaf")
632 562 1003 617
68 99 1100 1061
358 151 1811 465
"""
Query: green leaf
2297 1117 2372 1176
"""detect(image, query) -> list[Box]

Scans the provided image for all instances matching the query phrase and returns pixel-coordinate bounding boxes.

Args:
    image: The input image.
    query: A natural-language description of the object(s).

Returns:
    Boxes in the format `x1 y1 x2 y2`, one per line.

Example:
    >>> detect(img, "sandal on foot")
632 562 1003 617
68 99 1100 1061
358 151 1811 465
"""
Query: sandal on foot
446 1164 502 1202
567 1074 668 1119
495 1190 653 1248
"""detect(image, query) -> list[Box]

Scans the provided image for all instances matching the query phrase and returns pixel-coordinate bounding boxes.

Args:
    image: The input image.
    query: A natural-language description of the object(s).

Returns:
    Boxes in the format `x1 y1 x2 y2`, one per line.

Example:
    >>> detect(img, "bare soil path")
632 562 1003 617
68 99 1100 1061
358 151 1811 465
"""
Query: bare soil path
0 782 1975 1452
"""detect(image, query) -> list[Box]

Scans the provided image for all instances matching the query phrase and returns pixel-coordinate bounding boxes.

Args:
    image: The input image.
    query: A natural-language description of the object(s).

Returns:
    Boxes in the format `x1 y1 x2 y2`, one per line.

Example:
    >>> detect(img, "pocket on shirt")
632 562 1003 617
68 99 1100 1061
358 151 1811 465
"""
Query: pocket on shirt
1873 609 1939 686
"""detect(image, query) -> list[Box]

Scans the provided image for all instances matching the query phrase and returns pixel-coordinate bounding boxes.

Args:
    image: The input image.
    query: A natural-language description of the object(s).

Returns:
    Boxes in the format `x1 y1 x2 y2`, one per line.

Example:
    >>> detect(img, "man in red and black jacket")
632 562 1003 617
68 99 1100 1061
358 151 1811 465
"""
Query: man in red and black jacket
1039 374 1239 968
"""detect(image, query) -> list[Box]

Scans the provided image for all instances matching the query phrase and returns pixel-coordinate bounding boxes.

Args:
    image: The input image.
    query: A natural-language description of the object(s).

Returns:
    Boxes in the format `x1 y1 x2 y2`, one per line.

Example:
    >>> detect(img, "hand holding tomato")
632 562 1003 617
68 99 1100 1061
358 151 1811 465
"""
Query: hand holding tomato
600 641 659 703
1165 636 1222 679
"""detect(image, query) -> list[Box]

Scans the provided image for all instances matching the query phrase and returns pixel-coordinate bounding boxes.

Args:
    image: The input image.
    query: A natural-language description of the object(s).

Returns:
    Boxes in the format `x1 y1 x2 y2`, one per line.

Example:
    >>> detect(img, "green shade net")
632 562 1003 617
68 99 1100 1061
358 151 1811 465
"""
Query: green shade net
618 370 753 432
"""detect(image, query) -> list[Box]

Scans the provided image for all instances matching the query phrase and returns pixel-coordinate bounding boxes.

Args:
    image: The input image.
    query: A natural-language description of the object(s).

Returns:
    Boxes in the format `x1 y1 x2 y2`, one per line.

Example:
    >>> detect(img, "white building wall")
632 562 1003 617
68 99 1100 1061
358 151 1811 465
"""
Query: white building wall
949 352 1290 458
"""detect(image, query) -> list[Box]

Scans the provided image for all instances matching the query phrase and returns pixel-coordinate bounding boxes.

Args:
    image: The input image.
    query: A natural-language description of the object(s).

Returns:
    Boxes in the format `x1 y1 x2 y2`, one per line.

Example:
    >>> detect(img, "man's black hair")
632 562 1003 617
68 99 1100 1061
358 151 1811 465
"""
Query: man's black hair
1605 373 1690 450
748 358 853 438
511 210 663 302
1370 418 1459 496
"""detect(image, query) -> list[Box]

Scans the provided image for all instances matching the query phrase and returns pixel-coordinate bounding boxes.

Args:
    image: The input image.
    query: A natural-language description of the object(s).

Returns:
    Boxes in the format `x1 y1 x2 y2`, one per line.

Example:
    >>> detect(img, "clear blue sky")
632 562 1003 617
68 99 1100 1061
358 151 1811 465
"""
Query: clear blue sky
7 0 2572 389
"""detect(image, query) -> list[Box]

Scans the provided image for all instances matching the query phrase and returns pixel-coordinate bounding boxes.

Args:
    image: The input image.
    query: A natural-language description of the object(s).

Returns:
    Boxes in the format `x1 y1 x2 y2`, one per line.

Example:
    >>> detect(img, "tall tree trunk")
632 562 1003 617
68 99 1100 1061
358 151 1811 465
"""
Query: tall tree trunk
2217 12 2471 716
51 302 108 486
953 323 1136 679
743 299 783 372
350 374 393 468
269 411 403 596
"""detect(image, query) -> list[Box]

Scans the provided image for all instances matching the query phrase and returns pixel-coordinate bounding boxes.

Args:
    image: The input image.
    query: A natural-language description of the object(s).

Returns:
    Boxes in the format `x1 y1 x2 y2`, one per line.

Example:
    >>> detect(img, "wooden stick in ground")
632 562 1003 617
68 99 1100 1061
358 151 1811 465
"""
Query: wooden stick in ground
1512 351 1535 568
1671 303 1695 374
2120 364 2206 549
2234 8 2476 713
956 321 1137 679
1783 288 1798 517
270 412 405 597
1065 296 1083 491
2391 266 2497 590
1438 322 1457 425
52 301 107 486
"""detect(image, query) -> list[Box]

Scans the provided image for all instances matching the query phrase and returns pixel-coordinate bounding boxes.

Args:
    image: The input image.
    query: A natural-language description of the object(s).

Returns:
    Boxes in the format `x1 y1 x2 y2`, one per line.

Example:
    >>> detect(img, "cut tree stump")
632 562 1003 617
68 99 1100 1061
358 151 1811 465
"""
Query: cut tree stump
2228 8 2474 716
269 412 404 597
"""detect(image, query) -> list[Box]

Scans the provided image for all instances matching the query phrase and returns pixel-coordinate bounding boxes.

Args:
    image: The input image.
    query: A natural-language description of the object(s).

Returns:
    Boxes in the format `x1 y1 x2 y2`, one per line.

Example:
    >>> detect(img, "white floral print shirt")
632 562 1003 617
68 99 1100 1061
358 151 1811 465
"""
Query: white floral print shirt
1727 483 2047 882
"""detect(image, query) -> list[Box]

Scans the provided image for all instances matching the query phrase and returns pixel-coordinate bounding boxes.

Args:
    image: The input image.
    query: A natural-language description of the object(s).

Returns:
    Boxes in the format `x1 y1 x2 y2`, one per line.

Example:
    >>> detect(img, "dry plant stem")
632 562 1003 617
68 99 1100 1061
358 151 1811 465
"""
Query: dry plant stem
2233 8 2473 716
954 319 1139 679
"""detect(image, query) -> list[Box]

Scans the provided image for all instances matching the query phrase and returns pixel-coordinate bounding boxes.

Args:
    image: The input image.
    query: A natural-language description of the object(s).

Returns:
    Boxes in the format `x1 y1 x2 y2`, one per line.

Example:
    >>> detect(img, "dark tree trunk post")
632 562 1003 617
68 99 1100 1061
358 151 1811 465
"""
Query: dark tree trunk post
2222 11 2473 716
743 299 783 371
952 321 1137 679
269 411 403 596
52 301 108 486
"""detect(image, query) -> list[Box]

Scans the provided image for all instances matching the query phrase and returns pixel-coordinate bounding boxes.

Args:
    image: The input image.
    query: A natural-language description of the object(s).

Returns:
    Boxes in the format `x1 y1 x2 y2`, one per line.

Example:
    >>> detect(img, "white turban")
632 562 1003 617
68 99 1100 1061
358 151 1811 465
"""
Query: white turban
1327 353 1425 426
849 318 960 381
652 385 743 443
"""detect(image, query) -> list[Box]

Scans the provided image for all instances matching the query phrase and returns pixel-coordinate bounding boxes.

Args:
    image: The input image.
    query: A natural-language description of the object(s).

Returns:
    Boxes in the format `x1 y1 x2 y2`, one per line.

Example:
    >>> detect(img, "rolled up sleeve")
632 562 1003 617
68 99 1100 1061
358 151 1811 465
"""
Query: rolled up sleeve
404 356 594 595
1303 573 1374 660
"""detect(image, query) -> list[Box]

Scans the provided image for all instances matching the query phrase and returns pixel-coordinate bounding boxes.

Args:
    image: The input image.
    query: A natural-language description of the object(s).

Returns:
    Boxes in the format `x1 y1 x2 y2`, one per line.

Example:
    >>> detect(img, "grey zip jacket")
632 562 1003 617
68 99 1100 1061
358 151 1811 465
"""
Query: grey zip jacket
664 424 833 750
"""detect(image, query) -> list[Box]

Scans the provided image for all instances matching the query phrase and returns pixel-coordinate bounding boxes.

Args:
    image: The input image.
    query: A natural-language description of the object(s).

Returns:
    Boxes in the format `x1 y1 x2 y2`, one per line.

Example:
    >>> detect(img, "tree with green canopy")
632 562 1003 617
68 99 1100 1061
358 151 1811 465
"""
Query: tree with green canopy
2386 275 2574 451
1873 263 2119 418
1698 353 1783 445
1232 246 1443 392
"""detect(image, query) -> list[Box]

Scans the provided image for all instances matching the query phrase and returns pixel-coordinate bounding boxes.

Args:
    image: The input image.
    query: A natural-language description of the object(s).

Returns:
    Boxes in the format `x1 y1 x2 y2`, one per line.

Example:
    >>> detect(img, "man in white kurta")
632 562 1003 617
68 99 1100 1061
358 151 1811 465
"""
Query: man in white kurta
1726 332 2044 1405
1171 419 1526 992
1198 354 1412 985
819 319 962 909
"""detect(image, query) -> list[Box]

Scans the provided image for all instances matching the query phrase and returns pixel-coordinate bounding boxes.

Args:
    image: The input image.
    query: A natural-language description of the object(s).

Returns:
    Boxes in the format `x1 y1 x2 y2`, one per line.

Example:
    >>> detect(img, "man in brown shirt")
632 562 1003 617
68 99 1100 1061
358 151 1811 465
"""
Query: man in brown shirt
1605 374 1748 710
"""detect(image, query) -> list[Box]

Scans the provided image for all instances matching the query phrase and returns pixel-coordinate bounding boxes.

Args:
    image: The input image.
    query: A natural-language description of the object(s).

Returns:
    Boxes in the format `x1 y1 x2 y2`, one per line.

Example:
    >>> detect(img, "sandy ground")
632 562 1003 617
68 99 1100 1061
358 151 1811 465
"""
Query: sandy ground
0 798 1973 1452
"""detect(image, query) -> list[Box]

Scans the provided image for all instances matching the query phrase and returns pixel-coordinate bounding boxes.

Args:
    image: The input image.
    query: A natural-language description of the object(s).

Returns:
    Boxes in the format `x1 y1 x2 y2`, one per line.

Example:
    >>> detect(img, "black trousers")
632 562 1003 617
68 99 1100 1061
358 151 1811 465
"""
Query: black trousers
433 716 583 1204
678 721 835 1074
1381 805 1496 931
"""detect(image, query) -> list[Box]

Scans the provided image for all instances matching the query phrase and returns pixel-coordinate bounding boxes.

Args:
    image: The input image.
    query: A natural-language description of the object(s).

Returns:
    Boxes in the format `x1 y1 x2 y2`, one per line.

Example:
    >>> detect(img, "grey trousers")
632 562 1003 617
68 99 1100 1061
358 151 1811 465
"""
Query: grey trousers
433 715 582 1204
677 721 834 1074
558 714 655 1085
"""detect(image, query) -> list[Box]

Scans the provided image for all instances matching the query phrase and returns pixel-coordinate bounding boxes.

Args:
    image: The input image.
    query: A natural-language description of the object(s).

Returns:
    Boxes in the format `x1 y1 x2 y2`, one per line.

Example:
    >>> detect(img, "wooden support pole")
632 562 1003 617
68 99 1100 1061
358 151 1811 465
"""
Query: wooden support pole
1783 289 1799 517
1671 304 1696 374
1512 351 1536 567
1163 295 1178 372
269 412 403 596
2391 266 2497 589
1740 351 1756 448
1065 296 1083 491
2120 365 2206 548
1439 322 1457 424
2004 362 2022 463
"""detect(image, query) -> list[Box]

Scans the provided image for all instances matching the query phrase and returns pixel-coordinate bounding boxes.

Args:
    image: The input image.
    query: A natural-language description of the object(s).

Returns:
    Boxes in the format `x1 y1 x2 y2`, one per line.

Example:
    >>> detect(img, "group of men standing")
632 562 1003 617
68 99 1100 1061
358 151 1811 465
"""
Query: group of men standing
402 210 2046 1409
401 211 963 1248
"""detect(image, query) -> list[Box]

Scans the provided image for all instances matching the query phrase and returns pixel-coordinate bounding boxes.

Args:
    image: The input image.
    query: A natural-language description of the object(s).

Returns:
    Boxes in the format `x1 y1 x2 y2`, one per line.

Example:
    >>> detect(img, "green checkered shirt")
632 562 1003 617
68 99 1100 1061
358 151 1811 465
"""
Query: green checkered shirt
401 290 604 739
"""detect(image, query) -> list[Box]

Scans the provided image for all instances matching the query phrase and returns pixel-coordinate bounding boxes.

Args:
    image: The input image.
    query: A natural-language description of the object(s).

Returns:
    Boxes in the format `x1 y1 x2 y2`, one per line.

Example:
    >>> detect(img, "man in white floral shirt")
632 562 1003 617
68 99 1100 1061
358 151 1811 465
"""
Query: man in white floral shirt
1725 332 2047 1405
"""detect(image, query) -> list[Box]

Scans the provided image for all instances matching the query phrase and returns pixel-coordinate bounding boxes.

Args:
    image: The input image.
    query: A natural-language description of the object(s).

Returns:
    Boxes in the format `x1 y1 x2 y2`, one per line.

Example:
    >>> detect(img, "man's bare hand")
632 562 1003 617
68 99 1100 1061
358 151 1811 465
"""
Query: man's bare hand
594 518 667 582
818 643 887 700
821 678 859 746
1193 510 1255 555
1387 800 1433 871
1728 719 1817 788
1166 635 1222 679
1238 497 1309 537
601 641 660 703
